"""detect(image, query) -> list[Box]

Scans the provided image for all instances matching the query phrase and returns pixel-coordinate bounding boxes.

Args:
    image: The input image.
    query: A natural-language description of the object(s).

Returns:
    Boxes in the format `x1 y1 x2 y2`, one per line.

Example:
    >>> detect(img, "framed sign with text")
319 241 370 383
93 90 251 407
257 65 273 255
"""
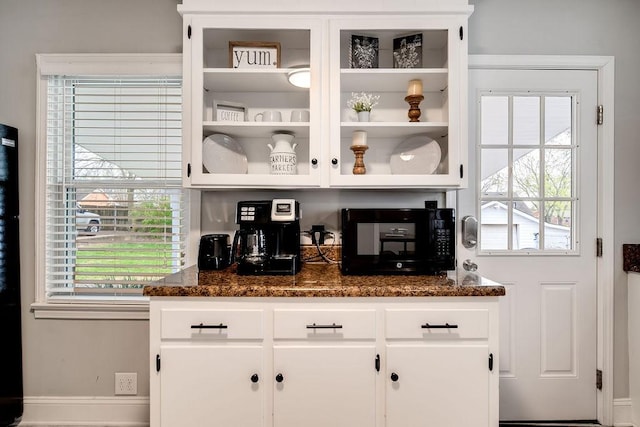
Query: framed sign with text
229 41 281 69
213 100 248 122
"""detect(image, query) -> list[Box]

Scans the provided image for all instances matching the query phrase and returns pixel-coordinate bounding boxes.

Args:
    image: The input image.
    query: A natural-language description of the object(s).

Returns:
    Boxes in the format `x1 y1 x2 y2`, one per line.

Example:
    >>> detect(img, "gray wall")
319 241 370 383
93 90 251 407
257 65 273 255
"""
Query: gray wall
0 0 182 398
0 0 637 404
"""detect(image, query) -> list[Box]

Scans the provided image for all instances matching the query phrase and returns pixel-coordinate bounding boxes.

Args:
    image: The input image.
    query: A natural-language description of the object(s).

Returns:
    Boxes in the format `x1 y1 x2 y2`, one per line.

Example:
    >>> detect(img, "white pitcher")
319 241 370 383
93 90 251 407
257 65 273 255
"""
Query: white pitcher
267 132 297 175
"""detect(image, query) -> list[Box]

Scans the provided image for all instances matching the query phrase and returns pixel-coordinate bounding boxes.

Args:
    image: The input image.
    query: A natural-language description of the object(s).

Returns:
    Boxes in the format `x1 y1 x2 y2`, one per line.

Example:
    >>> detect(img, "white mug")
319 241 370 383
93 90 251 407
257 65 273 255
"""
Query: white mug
290 109 310 122
254 110 282 122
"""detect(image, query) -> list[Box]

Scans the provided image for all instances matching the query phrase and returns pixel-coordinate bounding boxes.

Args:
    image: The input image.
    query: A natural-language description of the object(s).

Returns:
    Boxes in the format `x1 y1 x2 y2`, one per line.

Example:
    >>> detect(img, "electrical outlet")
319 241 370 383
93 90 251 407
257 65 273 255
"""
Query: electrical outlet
310 224 326 244
115 372 137 396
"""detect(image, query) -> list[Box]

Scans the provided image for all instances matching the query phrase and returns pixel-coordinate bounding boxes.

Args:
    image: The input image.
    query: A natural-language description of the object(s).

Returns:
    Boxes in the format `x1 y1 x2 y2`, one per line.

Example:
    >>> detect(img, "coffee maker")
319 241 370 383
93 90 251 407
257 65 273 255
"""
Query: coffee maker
232 199 301 275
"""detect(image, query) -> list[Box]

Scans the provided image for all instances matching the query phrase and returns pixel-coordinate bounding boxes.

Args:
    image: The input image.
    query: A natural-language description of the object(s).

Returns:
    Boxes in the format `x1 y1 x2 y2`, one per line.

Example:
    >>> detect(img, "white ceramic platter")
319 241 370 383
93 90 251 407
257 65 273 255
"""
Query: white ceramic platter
390 135 442 175
202 133 248 174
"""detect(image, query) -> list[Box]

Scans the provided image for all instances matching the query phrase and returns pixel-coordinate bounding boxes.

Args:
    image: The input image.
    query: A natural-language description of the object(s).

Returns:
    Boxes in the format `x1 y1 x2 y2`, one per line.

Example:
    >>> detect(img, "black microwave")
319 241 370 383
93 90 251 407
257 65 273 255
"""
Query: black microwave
341 208 455 275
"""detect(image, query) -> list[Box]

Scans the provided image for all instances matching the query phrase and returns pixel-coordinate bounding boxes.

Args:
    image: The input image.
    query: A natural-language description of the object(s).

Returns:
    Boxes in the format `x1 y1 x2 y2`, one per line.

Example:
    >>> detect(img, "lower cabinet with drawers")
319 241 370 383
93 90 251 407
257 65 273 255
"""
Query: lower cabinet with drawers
149 297 499 427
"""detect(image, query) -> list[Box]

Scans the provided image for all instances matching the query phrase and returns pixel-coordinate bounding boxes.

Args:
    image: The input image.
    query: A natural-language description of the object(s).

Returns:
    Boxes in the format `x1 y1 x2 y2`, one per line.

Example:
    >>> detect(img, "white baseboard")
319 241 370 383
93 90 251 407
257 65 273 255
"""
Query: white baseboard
16 395 633 427
19 396 149 426
614 398 635 427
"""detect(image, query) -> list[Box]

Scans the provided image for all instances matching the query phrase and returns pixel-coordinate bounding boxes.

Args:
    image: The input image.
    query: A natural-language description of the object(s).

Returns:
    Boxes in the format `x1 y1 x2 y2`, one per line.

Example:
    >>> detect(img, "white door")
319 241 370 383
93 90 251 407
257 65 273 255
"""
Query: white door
458 68 598 421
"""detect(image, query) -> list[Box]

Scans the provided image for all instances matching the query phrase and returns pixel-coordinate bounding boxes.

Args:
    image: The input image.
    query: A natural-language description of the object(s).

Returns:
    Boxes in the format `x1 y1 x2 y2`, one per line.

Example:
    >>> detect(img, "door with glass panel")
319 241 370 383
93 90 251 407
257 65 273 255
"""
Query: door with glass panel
458 69 598 421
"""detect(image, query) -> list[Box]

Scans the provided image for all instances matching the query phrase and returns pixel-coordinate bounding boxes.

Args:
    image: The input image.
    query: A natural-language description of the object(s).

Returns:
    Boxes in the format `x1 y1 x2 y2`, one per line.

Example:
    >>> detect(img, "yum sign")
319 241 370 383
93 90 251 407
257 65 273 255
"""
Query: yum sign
229 41 281 69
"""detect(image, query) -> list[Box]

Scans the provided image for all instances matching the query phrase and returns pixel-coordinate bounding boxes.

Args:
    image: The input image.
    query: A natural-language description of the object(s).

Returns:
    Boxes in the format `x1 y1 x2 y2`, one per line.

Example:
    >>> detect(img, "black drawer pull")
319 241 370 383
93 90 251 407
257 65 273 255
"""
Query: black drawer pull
191 323 228 329
421 322 458 329
306 323 343 329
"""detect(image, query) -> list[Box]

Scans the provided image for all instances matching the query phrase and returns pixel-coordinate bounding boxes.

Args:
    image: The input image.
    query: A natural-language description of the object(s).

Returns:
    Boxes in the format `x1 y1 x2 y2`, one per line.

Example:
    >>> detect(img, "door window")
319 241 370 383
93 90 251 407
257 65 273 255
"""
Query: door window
478 93 576 253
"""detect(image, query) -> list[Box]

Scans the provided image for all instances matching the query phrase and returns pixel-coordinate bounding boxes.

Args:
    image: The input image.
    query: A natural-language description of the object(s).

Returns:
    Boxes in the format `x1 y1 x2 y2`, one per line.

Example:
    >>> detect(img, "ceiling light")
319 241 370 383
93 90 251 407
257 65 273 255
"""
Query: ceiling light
287 67 311 88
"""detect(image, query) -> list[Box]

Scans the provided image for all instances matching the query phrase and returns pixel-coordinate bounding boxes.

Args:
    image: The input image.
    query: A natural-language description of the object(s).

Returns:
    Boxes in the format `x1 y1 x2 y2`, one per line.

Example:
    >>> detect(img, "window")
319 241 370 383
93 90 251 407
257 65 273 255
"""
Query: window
478 93 576 253
35 54 195 315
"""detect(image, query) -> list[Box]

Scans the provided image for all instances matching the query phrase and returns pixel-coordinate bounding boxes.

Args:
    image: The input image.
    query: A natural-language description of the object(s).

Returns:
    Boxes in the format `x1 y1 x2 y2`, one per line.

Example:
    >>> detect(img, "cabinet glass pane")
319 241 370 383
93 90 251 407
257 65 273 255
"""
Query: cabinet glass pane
198 27 312 178
336 26 453 182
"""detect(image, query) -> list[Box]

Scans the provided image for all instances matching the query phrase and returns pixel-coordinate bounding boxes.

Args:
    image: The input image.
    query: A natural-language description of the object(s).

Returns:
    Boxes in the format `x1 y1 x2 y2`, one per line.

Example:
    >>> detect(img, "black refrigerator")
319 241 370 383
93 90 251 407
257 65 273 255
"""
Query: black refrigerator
0 124 22 426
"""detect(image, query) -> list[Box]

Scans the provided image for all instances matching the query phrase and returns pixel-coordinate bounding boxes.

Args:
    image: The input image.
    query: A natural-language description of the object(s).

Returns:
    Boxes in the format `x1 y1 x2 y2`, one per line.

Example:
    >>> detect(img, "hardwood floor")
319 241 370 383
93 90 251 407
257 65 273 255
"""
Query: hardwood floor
499 423 602 427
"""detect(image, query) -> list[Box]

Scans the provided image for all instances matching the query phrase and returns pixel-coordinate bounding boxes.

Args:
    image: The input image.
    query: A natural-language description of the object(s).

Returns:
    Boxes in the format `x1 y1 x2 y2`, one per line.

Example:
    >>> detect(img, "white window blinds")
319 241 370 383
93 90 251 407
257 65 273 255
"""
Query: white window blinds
44 75 186 300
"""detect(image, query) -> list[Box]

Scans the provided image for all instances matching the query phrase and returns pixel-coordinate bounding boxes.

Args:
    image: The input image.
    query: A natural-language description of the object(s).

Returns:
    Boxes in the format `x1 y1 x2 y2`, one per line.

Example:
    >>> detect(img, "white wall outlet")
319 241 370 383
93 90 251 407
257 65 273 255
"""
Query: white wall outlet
115 372 137 396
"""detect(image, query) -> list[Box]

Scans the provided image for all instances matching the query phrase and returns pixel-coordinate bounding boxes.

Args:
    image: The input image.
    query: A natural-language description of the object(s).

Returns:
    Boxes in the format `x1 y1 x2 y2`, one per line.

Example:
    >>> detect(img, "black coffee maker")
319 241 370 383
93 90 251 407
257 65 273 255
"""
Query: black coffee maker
232 199 301 275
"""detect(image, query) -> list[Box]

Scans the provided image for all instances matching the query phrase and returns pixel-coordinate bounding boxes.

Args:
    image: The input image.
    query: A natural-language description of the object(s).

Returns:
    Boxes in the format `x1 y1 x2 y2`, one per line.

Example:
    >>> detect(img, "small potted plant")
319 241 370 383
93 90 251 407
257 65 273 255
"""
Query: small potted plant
347 92 380 122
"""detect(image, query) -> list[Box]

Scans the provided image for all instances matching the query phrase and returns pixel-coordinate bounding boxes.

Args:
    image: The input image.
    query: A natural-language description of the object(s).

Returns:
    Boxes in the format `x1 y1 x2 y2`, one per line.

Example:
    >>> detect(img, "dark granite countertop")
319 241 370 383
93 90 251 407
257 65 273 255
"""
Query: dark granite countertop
623 244 640 273
144 263 505 298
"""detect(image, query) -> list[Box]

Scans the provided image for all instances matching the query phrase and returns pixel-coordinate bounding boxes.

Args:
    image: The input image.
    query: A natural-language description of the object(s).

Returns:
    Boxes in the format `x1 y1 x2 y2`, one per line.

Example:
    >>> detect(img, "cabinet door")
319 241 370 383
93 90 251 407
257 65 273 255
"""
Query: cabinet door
273 345 376 427
160 345 264 427
328 17 467 188
185 16 323 188
386 345 489 427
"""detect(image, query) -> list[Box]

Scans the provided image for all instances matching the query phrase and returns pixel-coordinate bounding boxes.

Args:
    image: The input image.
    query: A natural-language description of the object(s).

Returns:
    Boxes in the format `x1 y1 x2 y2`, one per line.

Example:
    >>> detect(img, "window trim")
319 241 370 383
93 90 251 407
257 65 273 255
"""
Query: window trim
33 53 200 320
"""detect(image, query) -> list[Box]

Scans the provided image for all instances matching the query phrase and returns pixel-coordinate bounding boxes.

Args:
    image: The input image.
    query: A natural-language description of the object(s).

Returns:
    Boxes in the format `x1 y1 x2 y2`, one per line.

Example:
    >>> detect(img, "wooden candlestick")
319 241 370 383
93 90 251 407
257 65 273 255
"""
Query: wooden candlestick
404 94 424 122
350 145 369 175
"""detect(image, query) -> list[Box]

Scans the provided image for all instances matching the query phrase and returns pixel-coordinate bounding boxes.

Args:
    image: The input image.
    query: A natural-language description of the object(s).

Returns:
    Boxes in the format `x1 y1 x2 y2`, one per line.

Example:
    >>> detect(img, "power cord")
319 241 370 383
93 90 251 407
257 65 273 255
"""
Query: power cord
302 229 339 264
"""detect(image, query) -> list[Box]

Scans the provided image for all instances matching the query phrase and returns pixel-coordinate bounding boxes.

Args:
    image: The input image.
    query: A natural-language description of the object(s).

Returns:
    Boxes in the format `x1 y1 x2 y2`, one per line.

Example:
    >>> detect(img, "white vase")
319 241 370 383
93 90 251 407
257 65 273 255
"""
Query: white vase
267 132 297 175
357 111 370 122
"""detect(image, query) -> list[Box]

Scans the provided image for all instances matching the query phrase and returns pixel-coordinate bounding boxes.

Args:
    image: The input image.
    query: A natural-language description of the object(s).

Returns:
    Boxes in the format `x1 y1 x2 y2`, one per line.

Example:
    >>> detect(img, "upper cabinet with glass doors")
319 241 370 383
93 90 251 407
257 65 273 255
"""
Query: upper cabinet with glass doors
178 1 472 189
329 16 469 188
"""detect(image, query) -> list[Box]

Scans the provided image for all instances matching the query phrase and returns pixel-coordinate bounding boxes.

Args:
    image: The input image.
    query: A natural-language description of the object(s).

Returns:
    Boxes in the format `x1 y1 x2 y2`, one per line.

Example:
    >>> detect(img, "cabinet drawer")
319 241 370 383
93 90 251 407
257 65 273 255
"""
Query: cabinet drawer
385 309 489 339
274 309 376 339
161 309 264 340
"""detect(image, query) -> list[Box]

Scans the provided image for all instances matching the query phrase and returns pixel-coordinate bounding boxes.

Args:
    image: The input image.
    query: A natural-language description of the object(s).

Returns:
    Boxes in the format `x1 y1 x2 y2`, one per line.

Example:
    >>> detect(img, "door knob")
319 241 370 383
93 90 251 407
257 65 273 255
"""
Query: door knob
463 259 478 272
250 374 259 383
275 373 284 383
390 372 399 382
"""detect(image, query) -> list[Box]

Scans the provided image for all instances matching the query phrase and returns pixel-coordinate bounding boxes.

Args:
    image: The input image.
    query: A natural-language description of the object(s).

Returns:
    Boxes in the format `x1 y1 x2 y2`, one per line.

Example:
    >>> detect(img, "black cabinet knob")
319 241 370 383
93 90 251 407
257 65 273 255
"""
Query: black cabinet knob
250 374 259 383
275 373 284 383
311 158 318 166
331 158 338 165
390 372 399 382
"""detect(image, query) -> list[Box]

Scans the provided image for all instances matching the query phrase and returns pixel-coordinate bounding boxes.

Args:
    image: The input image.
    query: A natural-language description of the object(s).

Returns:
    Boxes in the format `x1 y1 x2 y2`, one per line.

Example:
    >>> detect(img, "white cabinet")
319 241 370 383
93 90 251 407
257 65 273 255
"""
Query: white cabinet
385 308 492 427
179 2 472 189
273 346 376 427
150 306 266 427
160 346 264 427
150 297 498 427
272 308 377 426
328 17 468 188
182 16 323 188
